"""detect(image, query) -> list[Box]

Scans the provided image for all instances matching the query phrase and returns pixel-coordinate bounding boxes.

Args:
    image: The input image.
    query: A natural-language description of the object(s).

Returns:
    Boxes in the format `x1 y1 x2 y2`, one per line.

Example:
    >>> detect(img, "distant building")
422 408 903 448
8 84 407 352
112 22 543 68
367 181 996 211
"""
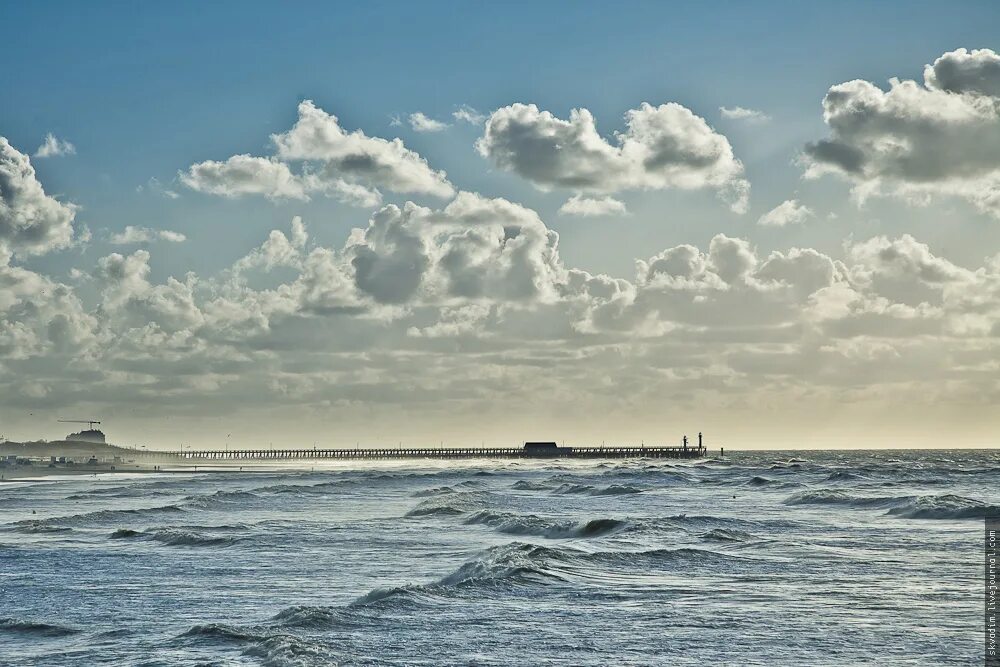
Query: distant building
66 429 106 444
523 441 564 457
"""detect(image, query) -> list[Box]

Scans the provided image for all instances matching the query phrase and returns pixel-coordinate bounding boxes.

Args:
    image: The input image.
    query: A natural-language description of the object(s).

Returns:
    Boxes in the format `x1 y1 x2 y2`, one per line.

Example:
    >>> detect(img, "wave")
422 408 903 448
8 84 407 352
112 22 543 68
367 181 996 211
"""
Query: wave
110 526 241 547
511 480 555 491
66 487 175 500
411 485 455 497
270 605 358 630
349 540 763 611
551 483 595 495
550 482 641 496
180 622 262 643
183 489 261 509
599 468 696 485
350 542 568 608
405 491 492 517
783 490 911 509
886 494 1000 520
656 513 793 533
826 470 866 482
12 522 73 534
13 503 186 530
700 528 757 542
247 479 359 496
0 617 80 637
785 490 1000 520
179 622 337 665
464 510 627 538
742 476 804 490
591 484 643 496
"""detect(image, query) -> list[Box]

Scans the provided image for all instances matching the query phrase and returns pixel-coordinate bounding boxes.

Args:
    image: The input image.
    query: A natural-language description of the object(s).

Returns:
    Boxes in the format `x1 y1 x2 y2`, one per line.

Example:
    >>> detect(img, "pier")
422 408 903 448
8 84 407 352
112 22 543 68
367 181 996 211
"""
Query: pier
176 442 706 461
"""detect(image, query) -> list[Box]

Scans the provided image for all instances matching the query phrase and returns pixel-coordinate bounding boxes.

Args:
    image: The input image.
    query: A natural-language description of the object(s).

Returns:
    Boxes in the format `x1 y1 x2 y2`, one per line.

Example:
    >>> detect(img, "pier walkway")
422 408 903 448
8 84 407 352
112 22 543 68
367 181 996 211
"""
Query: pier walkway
176 444 706 461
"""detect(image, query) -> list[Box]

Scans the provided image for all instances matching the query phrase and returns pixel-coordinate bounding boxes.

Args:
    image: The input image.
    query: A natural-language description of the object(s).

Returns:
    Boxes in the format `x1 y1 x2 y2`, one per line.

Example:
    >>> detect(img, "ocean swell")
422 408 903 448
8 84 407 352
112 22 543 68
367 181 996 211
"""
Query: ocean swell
0 617 81 637
464 510 627 538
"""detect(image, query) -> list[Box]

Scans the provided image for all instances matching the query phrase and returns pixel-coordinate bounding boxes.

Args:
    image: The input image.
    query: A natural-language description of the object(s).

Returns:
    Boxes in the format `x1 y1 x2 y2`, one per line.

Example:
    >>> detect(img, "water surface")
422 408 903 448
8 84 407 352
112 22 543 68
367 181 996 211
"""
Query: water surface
1 449 993 665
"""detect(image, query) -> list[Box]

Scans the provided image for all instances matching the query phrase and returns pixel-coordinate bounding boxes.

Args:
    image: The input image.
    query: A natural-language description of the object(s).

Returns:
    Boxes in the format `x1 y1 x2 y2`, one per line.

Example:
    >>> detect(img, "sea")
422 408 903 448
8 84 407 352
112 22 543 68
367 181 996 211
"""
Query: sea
1 449 996 666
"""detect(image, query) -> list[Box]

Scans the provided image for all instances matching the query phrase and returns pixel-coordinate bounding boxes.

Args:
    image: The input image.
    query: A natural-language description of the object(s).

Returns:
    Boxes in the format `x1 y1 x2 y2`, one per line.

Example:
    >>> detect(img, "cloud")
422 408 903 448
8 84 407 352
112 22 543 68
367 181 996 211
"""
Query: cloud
34 133 76 158
558 195 628 217
452 105 486 125
181 155 309 200
803 47 1000 218
923 47 1000 97
757 199 815 227
109 226 187 245
137 177 180 199
0 137 78 258
719 106 771 123
477 102 749 212
344 192 567 305
271 100 454 198
180 154 381 208
408 112 449 133
182 100 453 207
95 249 204 333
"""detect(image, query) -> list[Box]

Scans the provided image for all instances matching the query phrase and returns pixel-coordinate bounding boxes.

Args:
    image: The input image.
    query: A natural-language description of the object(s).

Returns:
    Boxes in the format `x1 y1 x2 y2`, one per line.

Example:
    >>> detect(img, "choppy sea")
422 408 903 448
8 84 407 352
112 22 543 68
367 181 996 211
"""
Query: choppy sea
1 449 996 666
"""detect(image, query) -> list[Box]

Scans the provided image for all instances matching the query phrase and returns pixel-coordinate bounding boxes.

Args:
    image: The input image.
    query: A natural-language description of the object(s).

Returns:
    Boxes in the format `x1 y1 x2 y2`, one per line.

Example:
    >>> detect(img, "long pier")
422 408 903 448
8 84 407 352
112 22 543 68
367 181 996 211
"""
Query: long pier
176 444 706 461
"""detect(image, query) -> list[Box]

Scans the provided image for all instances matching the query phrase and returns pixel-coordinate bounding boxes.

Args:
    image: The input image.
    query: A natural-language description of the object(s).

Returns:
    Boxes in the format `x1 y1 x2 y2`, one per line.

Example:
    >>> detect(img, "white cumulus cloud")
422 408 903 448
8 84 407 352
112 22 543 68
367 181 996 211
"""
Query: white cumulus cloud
757 199 815 227
0 138 78 258
477 102 750 213
408 112 449 133
109 226 187 245
272 101 454 198
719 106 771 123
181 155 308 200
803 47 1000 218
182 100 453 207
558 195 628 217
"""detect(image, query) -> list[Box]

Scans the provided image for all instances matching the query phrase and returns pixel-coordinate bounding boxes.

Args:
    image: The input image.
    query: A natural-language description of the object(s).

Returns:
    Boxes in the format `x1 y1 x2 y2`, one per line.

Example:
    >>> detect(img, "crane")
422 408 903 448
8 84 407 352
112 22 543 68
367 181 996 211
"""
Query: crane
58 419 102 430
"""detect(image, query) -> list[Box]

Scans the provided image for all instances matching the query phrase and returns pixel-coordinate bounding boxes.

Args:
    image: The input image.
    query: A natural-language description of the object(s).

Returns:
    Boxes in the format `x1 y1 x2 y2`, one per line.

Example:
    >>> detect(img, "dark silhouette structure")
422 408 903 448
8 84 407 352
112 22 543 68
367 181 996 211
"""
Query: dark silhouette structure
175 440 707 461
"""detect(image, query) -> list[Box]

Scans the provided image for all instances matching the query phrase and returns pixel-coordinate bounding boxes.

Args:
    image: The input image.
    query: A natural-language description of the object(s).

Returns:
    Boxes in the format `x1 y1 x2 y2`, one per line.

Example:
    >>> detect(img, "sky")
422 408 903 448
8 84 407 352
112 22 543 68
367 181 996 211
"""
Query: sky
2 1 1000 449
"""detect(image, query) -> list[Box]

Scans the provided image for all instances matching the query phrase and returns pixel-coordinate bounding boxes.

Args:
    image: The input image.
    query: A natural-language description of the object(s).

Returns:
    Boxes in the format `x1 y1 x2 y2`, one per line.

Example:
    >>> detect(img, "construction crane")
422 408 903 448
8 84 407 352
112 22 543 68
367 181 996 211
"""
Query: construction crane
58 419 102 430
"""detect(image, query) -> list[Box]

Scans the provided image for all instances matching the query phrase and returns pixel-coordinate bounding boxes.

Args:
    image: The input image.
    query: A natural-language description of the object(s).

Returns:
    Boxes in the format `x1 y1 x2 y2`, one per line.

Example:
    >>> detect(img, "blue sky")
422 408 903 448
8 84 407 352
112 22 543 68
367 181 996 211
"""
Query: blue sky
6 1 998 274
2 2 1000 447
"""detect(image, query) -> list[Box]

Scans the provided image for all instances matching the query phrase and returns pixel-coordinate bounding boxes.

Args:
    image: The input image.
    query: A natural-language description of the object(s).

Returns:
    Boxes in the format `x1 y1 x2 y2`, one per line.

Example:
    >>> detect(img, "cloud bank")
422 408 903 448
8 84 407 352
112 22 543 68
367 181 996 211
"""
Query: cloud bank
3 138 999 447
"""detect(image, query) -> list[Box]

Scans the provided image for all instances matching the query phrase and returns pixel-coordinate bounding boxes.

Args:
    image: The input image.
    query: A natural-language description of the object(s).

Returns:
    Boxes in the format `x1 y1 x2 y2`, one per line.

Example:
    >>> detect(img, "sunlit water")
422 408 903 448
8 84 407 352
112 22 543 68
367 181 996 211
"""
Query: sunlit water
1 449 995 666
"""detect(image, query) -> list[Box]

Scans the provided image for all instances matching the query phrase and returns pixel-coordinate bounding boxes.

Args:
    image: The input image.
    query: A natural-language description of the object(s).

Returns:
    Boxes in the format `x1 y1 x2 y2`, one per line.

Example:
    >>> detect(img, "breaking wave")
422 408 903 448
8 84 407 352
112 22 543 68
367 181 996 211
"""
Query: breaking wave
405 491 492 517
784 490 999 519
349 541 760 610
886 494 1000 520
783 490 910 509
179 622 337 666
